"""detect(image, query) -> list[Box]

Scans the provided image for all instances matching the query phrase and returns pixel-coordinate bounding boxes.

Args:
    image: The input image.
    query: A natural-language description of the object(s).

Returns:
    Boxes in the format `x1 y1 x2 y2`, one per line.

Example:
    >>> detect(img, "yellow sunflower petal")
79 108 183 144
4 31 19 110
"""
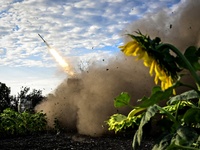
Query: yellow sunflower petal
132 46 141 56
149 60 156 76
173 89 176 95
154 74 159 85
155 65 166 80
136 50 145 60
119 41 136 49
167 77 172 87
164 81 169 90
119 41 139 56
159 75 168 82
143 52 153 67
123 43 138 56
161 81 165 90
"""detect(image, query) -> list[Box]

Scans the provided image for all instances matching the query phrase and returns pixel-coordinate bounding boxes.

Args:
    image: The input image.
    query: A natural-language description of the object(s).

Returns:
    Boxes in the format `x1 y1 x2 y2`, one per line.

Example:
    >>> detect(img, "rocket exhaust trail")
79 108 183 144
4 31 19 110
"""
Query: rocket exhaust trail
38 34 50 48
38 34 75 76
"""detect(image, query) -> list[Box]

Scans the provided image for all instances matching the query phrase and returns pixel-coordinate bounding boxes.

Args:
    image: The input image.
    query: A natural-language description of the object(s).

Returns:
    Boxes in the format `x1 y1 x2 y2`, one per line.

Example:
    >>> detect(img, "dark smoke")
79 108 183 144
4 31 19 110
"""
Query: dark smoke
35 0 200 136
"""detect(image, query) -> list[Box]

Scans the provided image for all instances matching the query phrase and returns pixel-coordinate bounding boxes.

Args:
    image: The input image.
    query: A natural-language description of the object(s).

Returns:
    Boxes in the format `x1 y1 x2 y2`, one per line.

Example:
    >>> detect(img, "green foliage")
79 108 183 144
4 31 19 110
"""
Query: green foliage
183 108 200 127
176 46 200 71
0 82 45 112
168 90 200 104
153 126 200 150
106 113 141 133
108 82 200 149
133 105 160 149
107 32 200 150
107 114 128 133
0 108 47 137
138 84 177 108
114 92 131 108
53 118 64 134
107 92 145 132
0 82 11 112
14 86 44 112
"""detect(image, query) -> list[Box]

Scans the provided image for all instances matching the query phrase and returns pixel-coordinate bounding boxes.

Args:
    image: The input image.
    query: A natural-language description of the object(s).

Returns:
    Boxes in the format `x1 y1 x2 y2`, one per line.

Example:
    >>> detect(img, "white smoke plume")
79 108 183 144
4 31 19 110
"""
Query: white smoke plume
35 0 200 136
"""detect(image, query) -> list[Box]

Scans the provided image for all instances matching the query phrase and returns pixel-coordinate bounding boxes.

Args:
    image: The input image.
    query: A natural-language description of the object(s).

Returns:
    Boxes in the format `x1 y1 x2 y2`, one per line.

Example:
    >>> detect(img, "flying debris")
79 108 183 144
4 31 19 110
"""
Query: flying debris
38 34 50 48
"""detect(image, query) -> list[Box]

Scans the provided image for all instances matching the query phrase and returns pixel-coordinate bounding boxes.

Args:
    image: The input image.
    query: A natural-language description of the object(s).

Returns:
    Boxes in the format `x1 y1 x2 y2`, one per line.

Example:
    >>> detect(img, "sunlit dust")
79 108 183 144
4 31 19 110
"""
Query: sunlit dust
35 0 200 137
49 48 74 76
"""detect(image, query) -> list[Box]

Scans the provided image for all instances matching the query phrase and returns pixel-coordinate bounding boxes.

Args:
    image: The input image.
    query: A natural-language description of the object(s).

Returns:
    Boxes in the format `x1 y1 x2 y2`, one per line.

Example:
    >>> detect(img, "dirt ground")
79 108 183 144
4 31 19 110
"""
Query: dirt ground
0 131 155 150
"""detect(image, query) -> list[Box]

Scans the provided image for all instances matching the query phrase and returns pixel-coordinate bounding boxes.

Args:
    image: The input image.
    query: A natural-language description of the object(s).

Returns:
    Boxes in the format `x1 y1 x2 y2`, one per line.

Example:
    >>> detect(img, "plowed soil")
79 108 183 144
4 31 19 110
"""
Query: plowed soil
0 131 155 150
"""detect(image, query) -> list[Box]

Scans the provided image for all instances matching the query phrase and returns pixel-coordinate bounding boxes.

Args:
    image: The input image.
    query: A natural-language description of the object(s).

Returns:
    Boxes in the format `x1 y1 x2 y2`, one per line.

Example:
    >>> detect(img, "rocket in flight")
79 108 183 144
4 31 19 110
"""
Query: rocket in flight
38 34 50 48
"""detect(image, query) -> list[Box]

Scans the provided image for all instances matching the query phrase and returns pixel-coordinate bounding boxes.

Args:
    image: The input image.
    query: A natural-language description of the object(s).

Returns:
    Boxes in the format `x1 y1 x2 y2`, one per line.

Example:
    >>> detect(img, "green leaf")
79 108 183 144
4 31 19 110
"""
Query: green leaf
138 86 173 108
114 92 131 108
151 86 162 94
138 80 181 108
183 108 200 125
183 46 200 71
167 143 200 150
153 127 199 150
157 106 177 124
168 90 200 105
111 114 127 122
152 134 173 150
170 126 198 148
132 104 159 150
106 113 139 133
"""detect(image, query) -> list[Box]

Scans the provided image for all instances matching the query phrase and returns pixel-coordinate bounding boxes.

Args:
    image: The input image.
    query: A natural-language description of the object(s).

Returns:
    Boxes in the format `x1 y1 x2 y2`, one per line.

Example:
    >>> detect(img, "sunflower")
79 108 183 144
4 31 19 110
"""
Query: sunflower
119 32 180 94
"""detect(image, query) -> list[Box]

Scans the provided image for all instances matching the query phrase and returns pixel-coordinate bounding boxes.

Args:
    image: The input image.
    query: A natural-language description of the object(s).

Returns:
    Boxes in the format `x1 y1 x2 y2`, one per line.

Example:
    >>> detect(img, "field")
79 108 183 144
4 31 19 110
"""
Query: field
0 131 154 150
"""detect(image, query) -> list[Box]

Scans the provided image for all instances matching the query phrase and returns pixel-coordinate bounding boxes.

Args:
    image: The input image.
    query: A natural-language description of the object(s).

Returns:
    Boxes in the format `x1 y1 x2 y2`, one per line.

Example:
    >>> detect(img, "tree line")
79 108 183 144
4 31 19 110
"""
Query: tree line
0 82 45 113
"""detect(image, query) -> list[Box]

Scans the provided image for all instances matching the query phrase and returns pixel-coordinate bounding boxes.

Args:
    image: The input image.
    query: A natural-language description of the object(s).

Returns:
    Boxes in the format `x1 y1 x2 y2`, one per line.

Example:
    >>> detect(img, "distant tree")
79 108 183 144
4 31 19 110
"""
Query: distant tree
0 82 11 112
16 86 45 112
26 88 44 109
0 82 45 112
9 95 18 111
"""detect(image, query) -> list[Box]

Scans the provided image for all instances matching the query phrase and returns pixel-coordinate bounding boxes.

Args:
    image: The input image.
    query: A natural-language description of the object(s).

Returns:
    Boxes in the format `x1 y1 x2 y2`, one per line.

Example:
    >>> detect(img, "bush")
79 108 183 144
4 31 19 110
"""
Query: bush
0 108 47 137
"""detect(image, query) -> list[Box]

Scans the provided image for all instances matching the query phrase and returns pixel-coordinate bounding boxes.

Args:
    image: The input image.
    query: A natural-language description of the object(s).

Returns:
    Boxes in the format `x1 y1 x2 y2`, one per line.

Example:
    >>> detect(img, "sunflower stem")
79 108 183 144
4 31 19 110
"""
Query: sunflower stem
159 44 200 91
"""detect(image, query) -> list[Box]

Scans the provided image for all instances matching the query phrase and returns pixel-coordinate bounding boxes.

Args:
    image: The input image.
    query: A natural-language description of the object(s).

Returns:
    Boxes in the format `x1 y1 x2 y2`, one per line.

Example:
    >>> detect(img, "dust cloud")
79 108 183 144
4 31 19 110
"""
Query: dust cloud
124 0 200 50
35 55 154 136
35 0 200 137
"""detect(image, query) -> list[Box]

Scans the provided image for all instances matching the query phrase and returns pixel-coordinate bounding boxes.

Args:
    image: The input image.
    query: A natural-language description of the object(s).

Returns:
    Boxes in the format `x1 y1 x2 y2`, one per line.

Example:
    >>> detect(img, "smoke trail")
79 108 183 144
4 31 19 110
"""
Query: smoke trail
35 0 200 137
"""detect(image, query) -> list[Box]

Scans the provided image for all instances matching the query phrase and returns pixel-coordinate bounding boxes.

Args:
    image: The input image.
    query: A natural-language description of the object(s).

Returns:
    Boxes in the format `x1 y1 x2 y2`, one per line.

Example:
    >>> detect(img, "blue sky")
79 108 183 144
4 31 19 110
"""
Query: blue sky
0 0 181 95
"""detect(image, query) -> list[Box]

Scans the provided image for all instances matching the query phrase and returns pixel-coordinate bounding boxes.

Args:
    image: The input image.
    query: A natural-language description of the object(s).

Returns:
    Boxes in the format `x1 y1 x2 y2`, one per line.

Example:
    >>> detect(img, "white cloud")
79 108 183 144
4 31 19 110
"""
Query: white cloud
129 8 140 15
74 1 96 8
0 0 182 94
0 0 182 68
